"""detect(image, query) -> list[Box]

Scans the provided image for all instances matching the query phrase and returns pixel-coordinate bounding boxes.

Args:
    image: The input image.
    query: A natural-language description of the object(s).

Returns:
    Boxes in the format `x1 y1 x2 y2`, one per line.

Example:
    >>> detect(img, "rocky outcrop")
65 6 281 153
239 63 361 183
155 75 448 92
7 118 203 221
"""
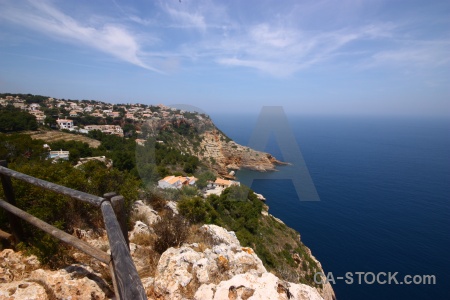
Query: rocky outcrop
27 265 113 299
144 224 324 300
199 131 286 176
142 116 286 177
196 272 324 300
0 207 334 300
0 281 47 300
132 200 160 225
0 249 40 284
0 249 113 300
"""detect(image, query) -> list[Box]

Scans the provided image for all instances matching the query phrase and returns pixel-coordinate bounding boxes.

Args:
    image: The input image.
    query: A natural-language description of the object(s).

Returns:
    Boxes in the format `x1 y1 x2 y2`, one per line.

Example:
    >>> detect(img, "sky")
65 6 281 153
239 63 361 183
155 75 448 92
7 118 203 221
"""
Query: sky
0 0 449 116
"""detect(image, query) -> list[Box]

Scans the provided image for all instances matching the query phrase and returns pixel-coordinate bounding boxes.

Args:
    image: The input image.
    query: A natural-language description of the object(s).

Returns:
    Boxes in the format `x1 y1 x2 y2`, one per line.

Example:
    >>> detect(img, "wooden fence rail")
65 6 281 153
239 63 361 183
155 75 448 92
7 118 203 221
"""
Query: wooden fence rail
0 161 147 300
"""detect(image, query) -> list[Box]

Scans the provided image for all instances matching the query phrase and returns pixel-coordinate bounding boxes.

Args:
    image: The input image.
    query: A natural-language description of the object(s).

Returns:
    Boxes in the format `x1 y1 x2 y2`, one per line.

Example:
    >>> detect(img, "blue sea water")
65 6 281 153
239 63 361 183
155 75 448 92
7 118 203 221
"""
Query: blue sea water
209 113 450 300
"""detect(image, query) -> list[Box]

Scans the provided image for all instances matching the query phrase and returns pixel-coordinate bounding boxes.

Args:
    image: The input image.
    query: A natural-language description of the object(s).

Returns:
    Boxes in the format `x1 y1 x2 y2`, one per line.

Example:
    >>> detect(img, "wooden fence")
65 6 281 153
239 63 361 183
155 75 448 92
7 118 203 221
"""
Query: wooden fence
0 161 147 300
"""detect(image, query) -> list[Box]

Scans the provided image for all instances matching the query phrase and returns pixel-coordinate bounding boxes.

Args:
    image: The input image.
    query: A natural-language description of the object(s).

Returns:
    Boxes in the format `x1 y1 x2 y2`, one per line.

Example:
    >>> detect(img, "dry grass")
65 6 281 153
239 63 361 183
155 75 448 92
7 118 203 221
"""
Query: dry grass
130 231 153 247
130 211 150 227
135 246 160 278
185 224 216 251
179 268 201 299
25 130 101 148
152 212 190 254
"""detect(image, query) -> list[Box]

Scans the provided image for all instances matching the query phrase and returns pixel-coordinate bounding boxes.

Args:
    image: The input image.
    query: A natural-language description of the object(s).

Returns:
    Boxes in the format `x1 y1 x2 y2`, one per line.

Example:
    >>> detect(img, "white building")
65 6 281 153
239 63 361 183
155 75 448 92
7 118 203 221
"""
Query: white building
158 175 197 189
48 150 69 160
213 178 240 189
56 118 74 129
83 125 123 136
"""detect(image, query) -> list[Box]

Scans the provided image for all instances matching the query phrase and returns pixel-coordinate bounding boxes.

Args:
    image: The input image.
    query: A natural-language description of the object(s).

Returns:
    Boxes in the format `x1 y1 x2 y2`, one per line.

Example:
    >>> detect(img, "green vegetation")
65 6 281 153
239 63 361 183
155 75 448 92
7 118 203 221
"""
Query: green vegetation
0 160 139 268
0 133 47 163
152 212 190 254
177 184 322 287
194 171 216 189
0 94 322 289
0 106 38 132
136 137 201 185
0 93 49 104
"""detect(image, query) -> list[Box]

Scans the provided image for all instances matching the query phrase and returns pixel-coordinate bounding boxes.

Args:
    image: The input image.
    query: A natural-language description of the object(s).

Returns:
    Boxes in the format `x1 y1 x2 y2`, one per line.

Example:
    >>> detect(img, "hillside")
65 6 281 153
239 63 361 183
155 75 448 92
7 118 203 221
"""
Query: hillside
140 112 286 178
0 94 334 299
25 130 101 148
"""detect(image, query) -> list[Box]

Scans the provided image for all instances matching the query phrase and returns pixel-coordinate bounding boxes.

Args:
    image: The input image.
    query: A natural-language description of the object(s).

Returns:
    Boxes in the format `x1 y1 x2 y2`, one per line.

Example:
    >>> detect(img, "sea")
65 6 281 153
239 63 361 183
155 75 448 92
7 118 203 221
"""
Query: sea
209 113 450 300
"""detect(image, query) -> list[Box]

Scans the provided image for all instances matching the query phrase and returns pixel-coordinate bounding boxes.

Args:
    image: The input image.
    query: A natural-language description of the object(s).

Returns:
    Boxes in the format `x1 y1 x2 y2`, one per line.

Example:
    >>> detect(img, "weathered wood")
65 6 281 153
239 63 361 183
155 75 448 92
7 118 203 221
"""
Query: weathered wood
111 195 129 249
101 201 147 300
0 229 13 241
0 198 110 265
109 261 121 300
0 229 14 249
104 192 129 249
0 165 103 206
0 160 24 242
103 192 117 199
0 164 146 299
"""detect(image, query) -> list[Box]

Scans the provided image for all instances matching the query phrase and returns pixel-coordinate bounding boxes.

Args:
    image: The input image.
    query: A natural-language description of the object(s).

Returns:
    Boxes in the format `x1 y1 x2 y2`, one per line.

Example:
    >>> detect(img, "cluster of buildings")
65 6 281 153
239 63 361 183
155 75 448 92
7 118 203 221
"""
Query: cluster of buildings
157 175 240 191
158 174 240 197
0 95 204 138
0 96 47 124
158 175 198 189
55 119 124 137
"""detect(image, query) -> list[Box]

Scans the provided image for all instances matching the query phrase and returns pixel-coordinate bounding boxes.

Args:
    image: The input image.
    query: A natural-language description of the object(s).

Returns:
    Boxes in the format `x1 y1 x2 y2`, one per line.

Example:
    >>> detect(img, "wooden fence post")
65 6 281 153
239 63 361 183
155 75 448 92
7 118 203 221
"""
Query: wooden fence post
101 201 147 299
111 195 129 249
104 192 129 250
0 160 24 243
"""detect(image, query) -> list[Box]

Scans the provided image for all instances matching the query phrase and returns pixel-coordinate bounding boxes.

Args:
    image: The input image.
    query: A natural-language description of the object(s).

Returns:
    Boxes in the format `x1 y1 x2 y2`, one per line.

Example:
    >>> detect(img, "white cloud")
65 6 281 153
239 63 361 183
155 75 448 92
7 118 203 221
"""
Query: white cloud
2 0 448 78
211 24 375 77
164 5 207 31
369 40 450 68
0 0 162 72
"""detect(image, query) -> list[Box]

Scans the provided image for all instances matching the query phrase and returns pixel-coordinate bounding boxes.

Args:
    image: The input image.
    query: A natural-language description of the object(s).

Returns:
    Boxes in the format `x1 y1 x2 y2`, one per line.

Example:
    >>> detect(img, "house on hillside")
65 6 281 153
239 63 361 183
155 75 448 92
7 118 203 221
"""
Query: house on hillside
213 178 240 189
56 118 74 129
29 103 41 111
158 175 197 189
69 110 82 117
84 125 123 136
48 150 69 161
29 111 46 124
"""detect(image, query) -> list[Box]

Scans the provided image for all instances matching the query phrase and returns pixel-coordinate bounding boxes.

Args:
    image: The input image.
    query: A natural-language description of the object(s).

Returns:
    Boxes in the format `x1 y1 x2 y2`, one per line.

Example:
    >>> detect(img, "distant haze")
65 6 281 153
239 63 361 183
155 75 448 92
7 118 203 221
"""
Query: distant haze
0 0 449 116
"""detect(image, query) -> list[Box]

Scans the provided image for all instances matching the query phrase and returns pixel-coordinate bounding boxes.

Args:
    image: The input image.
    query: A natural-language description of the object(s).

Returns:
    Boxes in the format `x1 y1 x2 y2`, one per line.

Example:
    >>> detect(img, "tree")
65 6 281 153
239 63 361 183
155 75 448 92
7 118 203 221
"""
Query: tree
0 106 38 132
195 171 216 189
0 133 46 163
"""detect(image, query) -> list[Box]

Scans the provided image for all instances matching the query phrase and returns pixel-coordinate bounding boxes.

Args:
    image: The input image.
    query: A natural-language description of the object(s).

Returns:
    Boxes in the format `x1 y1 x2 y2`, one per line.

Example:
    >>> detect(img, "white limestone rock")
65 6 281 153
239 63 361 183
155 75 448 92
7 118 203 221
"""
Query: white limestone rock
132 200 160 225
28 265 112 300
209 272 323 300
199 224 240 247
166 200 179 215
0 249 40 284
0 281 48 300
151 226 267 299
129 220 151 240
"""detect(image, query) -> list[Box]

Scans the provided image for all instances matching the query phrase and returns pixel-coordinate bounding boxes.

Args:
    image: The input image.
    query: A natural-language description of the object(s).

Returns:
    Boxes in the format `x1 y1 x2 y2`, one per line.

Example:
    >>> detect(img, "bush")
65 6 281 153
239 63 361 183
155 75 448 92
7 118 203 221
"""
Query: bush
0 106 38 132
0 160 140 255
178 197 218 224
153 212 189 254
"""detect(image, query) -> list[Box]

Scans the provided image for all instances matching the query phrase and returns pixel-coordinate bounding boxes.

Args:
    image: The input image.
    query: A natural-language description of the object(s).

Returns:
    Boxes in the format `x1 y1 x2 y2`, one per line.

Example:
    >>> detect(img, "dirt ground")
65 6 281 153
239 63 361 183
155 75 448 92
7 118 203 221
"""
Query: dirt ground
24 130 101 148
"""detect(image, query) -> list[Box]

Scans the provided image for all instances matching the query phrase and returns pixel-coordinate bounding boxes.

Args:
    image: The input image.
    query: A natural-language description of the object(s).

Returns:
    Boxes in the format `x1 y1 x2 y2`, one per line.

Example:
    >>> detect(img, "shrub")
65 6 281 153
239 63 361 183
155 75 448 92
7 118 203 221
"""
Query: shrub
153 212 190 254
178 197 218 224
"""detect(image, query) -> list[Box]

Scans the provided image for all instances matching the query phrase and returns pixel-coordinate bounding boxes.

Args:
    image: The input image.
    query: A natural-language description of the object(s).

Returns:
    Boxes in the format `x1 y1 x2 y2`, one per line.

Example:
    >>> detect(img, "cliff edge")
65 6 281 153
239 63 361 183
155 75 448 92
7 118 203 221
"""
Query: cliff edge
141 114 286 177
0 223 335 300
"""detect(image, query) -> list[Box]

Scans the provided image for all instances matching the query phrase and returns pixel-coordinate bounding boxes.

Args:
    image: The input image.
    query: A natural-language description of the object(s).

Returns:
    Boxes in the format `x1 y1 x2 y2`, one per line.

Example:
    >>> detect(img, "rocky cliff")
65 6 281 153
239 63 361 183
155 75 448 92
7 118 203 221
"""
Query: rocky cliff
141 114 286 177
0 201 335 300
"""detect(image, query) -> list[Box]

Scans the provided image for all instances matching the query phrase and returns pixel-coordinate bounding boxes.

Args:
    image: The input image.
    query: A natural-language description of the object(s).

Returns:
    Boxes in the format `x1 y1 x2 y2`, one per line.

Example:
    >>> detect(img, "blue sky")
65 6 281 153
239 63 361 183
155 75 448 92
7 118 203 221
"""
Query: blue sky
0 0 449 116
